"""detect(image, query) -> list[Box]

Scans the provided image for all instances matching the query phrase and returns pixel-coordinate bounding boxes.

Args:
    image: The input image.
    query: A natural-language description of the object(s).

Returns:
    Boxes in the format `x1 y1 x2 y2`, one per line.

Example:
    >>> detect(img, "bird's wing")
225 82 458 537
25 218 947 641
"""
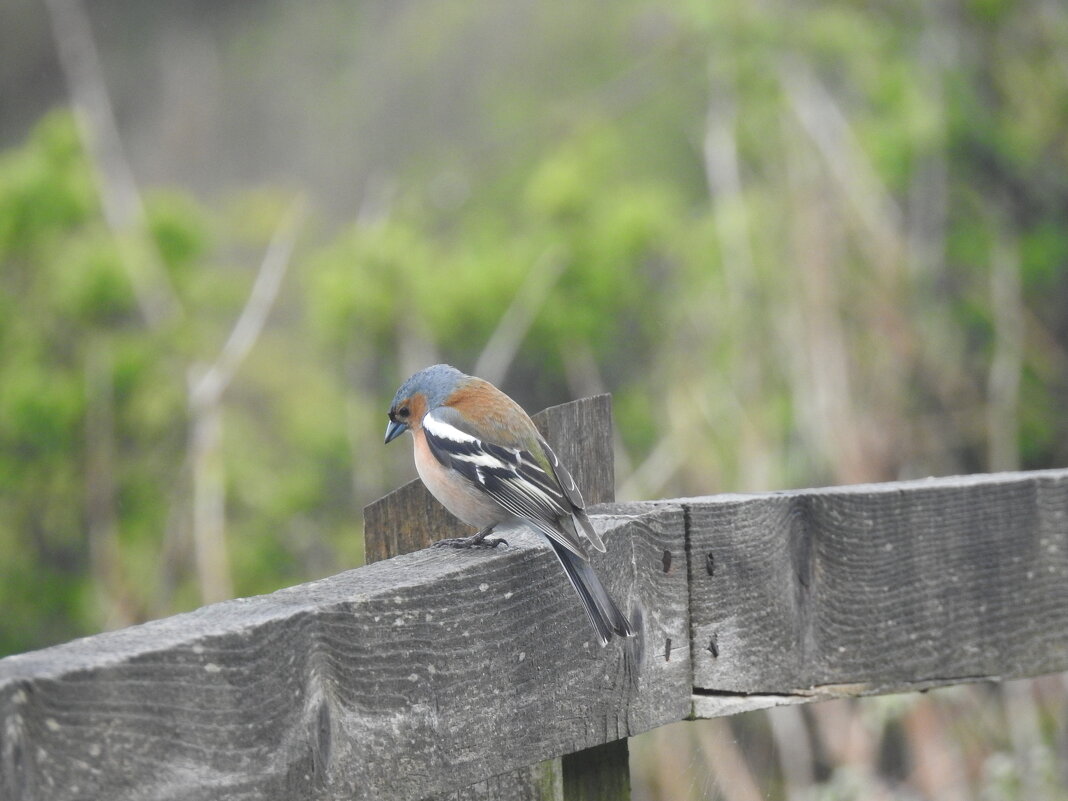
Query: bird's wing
422 407 590 558
534 434 605 553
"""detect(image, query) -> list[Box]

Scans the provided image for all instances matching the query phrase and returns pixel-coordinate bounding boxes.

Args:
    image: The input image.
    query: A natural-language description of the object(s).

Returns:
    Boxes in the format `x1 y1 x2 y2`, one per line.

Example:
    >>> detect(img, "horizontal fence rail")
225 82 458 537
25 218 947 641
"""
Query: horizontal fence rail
665 468 1068 717
2 424 1067 799
0 509 689 801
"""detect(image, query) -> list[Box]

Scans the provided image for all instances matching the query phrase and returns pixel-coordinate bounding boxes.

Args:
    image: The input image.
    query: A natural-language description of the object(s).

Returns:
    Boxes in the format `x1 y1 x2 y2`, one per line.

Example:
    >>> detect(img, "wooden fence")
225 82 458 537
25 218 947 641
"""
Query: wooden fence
1 396 1067 801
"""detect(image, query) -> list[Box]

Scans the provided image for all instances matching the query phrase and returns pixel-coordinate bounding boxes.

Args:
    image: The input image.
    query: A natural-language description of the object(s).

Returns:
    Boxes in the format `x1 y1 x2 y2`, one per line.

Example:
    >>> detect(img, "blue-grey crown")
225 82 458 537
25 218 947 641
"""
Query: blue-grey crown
391 363 467 411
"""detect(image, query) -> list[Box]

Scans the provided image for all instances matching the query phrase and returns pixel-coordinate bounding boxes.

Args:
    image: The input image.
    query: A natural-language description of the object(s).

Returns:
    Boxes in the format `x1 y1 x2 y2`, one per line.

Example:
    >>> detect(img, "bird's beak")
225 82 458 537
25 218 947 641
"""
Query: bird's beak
384 419 408 444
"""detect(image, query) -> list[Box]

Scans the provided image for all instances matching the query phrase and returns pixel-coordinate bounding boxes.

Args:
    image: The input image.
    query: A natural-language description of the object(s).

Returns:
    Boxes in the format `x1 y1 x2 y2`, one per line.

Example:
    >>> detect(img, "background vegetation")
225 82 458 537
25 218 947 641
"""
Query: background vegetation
2 0 1067 798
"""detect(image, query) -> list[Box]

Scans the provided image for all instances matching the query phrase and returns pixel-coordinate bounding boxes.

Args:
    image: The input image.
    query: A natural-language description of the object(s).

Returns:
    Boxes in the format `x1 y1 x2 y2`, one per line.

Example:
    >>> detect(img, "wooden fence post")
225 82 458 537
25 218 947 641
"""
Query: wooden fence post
363 394 629 801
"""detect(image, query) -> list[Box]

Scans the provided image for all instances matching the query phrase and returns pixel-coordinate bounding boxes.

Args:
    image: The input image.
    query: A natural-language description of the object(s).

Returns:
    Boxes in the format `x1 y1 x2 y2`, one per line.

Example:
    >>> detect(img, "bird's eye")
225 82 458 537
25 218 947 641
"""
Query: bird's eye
399 406 410 418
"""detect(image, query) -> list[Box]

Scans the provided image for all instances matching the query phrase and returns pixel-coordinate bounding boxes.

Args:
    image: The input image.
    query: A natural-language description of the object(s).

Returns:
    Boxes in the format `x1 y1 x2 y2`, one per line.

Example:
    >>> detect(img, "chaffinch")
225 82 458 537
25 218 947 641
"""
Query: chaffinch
384 364 634 645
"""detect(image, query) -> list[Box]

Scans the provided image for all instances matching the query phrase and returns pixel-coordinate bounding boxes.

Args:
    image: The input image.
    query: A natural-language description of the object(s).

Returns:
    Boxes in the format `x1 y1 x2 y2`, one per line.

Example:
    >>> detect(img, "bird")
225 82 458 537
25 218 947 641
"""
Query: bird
384 364 634 645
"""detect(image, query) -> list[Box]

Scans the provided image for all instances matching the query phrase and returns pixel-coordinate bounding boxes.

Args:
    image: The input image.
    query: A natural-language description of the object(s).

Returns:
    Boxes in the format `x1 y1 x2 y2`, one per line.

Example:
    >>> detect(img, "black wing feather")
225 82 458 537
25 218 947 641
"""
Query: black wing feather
422 411 590 556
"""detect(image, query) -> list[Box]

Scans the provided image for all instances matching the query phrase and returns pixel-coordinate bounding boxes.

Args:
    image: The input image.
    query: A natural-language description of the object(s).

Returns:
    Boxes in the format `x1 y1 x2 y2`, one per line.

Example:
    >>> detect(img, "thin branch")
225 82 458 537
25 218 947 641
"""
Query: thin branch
701 66 778 492
44 0 182 327
190 197 306 410
986 227 1023 472
1002 680 1045 801
186 198 305 604
902 697 971 801
85 343 136 629
189 403 230 604
779 58 904 278
694 719 766 801
702 72 754 299
766 705 815 801
474 246 567 386
617 437 682 502
779 107 871 484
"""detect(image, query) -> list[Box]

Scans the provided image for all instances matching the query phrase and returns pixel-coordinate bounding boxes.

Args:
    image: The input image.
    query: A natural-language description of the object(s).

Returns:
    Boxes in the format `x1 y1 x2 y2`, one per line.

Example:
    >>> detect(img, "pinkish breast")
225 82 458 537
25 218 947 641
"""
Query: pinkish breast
412 428 508 529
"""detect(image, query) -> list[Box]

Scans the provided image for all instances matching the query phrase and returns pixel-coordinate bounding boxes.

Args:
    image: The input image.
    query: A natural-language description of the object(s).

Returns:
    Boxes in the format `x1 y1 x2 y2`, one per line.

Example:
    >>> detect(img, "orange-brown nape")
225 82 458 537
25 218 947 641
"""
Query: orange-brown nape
443 378 537 449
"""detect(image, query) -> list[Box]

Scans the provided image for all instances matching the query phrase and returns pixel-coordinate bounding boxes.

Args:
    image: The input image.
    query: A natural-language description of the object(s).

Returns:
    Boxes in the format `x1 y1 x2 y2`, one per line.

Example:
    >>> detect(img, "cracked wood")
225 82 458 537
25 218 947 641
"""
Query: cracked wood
681 469 1068 700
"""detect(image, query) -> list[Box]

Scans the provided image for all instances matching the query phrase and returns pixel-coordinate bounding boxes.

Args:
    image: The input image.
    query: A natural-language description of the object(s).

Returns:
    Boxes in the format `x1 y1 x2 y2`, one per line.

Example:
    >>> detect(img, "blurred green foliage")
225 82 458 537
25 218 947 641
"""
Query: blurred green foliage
2 2 1068 679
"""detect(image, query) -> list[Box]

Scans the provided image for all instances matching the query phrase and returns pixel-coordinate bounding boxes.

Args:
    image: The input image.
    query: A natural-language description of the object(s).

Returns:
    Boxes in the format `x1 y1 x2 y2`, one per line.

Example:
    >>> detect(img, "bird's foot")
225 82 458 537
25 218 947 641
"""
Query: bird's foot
433 526 507 549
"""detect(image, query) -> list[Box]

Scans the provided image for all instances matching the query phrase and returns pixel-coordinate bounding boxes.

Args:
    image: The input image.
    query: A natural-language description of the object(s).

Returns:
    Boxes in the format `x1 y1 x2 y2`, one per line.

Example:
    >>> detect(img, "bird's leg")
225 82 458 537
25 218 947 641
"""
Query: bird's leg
433 526 507 549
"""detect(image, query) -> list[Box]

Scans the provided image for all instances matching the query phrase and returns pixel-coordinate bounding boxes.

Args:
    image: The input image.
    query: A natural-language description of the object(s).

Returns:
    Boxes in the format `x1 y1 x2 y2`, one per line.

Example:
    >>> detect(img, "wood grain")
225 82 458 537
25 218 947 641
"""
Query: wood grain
527 394 615 506
428 760 561 801
363 394 620 801
682 469 1068 700
0 508 686 801
6 457 1068 797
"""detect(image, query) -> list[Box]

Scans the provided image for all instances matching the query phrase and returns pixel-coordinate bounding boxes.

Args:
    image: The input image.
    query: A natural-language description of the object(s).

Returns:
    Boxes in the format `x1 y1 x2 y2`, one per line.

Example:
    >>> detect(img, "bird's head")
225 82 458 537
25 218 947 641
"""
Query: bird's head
385 363 467 444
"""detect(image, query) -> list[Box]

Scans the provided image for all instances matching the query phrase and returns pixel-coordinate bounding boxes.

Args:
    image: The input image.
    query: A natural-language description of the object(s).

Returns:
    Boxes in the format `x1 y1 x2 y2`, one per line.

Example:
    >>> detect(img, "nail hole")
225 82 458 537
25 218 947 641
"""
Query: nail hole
708 635 719 659
662 550 672 572
665 638 672 661
706 553 715 576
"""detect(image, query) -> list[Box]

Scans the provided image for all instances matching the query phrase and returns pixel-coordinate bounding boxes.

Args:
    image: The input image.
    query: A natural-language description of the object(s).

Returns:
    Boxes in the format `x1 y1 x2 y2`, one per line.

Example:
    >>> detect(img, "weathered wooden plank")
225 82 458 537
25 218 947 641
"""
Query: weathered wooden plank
429 762 561 801
365 486 567 801
527 394 615 507
363 395 614 564
362 481 470 565
0 506 688 801
688 675 1021 719
682 469 1068 702
363 394 618 801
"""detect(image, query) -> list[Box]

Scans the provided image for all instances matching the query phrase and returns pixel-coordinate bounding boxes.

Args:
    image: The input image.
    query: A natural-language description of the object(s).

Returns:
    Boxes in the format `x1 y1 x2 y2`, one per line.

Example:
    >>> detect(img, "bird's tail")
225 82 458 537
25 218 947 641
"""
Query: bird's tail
548 540 635 646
